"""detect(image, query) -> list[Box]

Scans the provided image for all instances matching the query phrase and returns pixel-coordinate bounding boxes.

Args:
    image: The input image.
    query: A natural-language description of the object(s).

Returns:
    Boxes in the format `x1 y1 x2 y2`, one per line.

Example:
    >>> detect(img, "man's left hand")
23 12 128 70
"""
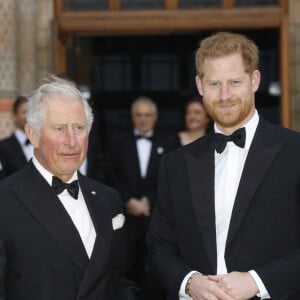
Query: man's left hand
208 271 259 300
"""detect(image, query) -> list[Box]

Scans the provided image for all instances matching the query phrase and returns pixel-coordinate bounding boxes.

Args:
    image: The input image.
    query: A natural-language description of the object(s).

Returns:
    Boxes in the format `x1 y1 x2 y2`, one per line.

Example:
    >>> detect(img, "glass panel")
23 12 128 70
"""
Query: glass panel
235 0 279 6
140 54 179 91
93 55 132 91
64 0 108 10
179 0 222 8
122 0 164 10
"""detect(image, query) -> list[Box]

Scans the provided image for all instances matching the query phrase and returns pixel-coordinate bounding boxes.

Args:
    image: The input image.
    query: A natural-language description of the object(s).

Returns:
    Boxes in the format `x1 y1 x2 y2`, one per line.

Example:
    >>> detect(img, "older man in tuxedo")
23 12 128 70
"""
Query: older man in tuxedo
108 97 168 298
0 96 33 178
147 32 300 300
0 77 133 300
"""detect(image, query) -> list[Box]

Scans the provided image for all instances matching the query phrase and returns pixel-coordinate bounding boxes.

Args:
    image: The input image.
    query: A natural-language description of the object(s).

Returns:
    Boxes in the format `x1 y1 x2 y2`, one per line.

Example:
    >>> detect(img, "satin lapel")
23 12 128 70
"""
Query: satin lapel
13 162 89 271
77 175 113 296
128 136 142 179
226 120 285 248
184 135 217 272
146 137 161 178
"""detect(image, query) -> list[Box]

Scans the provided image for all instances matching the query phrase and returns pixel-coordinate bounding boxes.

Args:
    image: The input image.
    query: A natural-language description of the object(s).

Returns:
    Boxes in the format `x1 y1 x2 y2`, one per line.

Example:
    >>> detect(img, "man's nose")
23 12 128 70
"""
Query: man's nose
64 129 76 146
220 84 232 101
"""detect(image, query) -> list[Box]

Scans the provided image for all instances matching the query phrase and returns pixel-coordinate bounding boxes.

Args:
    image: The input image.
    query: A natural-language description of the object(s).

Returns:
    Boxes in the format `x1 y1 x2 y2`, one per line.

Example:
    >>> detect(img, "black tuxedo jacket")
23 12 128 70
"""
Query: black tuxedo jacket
0 162 131 300
147 118 300 300
108 132 167 209
0 134 27 178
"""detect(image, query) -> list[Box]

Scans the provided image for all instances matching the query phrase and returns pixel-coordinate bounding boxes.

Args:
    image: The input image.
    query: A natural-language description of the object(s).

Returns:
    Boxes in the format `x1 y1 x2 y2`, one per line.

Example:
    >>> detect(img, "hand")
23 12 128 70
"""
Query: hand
140 197 150 217
188 273 236 300
208 272 259 300
126 198 150 217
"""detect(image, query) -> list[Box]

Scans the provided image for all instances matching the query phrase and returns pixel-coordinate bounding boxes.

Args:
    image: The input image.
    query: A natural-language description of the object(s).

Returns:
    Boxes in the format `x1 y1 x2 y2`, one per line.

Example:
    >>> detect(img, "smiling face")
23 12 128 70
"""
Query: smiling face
195 53 260 134
185 101 209 132
26 93 89 182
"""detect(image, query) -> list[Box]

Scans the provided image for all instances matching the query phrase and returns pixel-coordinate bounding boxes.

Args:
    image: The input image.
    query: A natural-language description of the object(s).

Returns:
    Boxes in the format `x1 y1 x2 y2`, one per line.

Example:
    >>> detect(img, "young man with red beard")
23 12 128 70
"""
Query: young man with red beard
147 32 300 300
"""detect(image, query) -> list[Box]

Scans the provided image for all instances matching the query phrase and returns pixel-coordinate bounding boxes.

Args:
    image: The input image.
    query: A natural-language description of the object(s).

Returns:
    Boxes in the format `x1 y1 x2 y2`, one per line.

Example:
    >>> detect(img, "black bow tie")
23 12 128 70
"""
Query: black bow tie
135 134 153 141
214 127 246 153
52 176 79 199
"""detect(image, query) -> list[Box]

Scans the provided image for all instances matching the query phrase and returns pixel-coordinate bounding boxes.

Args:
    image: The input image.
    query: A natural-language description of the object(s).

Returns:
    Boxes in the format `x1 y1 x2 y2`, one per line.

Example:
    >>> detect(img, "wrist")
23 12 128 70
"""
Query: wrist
185 272 201 296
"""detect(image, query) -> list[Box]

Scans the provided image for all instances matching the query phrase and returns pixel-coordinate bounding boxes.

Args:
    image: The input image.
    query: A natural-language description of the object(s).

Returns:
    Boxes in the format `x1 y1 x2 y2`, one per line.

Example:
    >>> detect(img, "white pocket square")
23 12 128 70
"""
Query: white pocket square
112 213 125 230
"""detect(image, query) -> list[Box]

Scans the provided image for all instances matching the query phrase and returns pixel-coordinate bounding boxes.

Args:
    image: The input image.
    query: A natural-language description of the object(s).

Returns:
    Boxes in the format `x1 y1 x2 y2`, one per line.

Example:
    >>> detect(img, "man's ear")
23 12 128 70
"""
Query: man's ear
195 75 203 96
251 70 261 93
25 124 39 148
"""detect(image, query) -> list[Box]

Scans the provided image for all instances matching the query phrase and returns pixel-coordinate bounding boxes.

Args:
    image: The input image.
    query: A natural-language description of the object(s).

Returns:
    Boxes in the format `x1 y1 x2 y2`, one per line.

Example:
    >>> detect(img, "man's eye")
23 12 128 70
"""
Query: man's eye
209 82 220 88
231 80 240 86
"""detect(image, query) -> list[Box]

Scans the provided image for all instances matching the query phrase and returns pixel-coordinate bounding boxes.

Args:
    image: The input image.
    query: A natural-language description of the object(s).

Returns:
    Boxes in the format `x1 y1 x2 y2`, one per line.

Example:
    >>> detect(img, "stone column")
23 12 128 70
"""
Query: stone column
0 0 17 99
16 0 37 94
36 0 54 83
290 0 300 131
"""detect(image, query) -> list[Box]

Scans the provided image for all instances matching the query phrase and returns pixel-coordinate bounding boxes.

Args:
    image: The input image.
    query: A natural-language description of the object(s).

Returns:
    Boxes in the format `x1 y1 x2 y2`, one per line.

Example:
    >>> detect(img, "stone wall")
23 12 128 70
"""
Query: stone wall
0 0 54 139
290 0 300 131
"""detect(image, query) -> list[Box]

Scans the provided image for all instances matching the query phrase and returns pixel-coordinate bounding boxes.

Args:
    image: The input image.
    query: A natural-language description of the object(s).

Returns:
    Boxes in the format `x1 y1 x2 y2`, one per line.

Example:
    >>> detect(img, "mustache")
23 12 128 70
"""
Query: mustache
211 98 241 106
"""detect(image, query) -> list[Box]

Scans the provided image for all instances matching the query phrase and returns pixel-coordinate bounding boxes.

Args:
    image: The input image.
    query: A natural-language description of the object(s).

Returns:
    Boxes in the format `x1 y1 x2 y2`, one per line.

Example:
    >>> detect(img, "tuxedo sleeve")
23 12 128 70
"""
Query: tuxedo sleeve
0 239 6 300
255 248 300 298
147 156 192 299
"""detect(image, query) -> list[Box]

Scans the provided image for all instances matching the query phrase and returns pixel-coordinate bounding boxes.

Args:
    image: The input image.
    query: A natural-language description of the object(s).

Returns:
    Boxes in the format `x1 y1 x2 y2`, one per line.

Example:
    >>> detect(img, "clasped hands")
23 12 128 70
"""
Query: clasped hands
126 197 150 217
188 271 259 300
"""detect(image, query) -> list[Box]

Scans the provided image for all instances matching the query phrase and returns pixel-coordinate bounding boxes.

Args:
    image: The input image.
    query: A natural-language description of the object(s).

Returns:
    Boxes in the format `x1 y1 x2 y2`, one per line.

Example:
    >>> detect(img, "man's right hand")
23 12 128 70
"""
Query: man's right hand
126 198 150 217
188 273 236 300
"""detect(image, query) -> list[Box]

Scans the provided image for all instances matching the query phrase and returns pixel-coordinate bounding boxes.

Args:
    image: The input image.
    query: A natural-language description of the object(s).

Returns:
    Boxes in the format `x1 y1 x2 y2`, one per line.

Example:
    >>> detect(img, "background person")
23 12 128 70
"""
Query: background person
0 95 33 178
169 95 211 149
107 96 168 299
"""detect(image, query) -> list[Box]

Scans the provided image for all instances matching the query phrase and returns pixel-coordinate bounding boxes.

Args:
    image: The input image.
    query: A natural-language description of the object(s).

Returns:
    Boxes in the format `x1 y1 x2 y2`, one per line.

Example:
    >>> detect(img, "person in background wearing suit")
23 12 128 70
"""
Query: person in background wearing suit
0 96 33 178
147 31 300 300
108 96 168 298
0 76 133 300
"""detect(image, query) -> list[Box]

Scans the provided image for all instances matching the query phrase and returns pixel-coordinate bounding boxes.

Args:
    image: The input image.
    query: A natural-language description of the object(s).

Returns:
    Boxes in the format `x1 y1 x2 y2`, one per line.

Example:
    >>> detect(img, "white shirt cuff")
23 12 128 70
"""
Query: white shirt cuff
249 270 271 299
178 271 198 300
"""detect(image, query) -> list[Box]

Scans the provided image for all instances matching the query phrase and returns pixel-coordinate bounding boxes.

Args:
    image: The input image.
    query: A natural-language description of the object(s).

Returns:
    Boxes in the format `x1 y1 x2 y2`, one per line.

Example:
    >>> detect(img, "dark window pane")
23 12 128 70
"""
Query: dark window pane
122 0 164 9
64 0 108 10
235 0 279 6
140 54 179 91
93 56 131 91
179 0 222 8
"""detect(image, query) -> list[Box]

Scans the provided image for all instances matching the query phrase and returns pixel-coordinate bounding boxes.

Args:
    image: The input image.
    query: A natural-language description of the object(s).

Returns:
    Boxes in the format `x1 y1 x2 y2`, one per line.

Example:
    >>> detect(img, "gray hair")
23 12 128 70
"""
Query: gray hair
131 96 158 115
26 75 94 135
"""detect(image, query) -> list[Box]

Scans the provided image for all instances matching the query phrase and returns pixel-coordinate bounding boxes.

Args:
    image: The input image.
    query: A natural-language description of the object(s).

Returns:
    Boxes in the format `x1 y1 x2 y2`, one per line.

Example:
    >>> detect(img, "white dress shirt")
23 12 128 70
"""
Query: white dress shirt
32 156 96 258
134 129 153 178
79 157 88 175
179 110 270 299
14 128 34 161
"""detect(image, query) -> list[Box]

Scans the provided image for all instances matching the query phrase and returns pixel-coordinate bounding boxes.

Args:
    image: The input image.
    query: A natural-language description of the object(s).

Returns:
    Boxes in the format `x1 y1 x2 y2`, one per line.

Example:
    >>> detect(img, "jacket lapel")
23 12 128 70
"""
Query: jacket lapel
128 135 143 179
226 119 286 248
184 134 217 272
77 175 114 297
13 162 89 271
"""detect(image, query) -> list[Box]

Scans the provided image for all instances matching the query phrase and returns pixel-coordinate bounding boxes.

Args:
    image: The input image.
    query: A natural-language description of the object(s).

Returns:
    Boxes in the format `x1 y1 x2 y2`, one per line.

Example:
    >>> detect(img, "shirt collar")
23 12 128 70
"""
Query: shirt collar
14 128 28 146
32 155 78 186
134 128 153 138
214 109 259 151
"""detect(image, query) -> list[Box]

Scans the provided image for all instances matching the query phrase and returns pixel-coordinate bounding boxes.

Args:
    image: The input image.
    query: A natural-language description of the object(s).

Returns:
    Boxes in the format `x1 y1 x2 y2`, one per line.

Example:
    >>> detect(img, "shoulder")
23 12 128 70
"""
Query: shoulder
258 118 300 144
0 134 16 148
